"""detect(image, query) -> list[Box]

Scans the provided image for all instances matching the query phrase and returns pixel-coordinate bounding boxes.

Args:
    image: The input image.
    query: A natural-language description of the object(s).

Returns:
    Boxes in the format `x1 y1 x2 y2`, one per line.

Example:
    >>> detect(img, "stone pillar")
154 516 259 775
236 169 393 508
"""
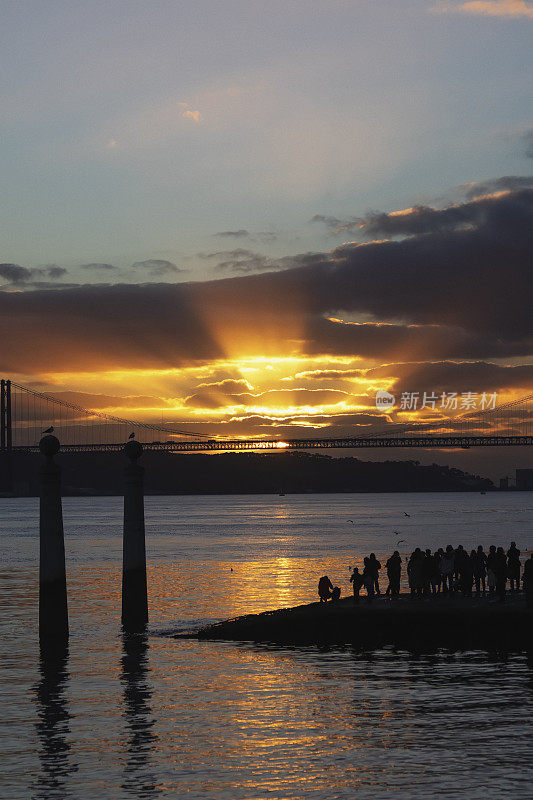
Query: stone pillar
122 440 148 631
39 435 68 642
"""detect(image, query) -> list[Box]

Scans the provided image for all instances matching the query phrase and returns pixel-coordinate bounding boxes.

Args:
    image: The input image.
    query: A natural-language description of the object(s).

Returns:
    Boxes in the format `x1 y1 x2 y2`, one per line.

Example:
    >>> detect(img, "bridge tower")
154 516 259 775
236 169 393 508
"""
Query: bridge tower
0 379 13 492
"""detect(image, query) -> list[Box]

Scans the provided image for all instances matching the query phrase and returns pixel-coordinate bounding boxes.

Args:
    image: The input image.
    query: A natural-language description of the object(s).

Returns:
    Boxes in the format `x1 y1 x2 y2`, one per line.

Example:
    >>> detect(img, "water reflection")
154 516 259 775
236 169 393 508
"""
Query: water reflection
120 632 160 798
32 641 78 799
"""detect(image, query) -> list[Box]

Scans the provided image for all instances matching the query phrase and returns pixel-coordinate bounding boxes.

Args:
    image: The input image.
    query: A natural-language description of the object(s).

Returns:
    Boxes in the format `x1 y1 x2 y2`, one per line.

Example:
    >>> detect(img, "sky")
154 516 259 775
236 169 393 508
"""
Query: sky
1 0 533 479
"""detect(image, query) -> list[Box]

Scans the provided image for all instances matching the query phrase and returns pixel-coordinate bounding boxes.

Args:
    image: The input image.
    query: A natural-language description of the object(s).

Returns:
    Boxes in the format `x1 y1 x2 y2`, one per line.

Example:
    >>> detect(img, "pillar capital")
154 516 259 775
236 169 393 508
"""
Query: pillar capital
39 435 60 462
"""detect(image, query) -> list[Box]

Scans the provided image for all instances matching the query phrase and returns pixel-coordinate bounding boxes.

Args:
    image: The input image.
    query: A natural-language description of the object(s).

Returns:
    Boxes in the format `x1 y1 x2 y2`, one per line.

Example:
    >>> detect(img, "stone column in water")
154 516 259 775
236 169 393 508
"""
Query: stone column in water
39 435 68 642
122 440 148 631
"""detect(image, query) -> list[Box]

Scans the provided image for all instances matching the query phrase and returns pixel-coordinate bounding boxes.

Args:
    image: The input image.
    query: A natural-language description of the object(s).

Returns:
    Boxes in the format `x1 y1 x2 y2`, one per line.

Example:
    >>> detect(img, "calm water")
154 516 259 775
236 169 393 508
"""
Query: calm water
2 492 533 799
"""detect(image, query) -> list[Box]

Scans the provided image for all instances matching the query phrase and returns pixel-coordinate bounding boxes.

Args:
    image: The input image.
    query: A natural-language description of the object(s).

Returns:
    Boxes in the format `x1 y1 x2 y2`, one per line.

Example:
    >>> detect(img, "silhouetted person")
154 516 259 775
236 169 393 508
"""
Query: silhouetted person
460 552 474 597
367 553 381 595
422 549 433 595
440 545 455 594
507 542 521 592
430 551 442 594
493 547 508 602
487 545 497 595
318 575 333 602
331 586 341 602
350 567 364 603
407 548 424 599
385 551 402 597
454 545 467 583
473 545 487 594
523 556 533 607
362 557 375 602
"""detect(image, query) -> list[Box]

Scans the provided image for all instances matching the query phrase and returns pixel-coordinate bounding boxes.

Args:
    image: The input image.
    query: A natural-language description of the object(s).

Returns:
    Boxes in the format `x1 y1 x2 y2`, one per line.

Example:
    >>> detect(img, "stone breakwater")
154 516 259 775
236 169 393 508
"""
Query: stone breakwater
192 595 533 649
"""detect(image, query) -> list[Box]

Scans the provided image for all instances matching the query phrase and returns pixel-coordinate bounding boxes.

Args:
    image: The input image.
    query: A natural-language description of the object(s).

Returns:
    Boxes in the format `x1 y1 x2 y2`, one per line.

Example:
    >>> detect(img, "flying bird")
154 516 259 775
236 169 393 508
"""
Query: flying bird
128 432 135 439
396 539 406 545
347 519 354 524
403 512 410 517
42 426 54 434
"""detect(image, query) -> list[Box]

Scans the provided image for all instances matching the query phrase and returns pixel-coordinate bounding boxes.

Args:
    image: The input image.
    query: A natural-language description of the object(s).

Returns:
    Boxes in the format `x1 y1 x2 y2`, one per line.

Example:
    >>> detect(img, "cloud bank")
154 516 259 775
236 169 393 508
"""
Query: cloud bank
1 181 532 417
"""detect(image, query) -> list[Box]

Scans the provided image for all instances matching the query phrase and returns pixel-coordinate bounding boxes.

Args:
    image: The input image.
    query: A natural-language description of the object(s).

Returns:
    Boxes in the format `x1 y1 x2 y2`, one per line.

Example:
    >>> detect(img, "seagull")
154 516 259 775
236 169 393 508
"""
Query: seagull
42 426 54 434
128 432 135 439
403 512 410 517
396 539 406 545
347 519 354 524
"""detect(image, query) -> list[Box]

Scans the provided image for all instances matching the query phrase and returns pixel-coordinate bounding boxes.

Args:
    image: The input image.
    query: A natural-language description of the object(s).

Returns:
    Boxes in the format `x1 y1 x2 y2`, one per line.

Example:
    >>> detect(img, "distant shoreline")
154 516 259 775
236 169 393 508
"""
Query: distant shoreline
2 450 495 496
2 487 526 499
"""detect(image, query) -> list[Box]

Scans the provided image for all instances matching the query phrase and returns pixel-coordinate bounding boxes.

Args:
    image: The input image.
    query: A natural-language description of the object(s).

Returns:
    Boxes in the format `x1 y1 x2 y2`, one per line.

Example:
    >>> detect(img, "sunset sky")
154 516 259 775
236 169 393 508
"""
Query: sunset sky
1 1 533 476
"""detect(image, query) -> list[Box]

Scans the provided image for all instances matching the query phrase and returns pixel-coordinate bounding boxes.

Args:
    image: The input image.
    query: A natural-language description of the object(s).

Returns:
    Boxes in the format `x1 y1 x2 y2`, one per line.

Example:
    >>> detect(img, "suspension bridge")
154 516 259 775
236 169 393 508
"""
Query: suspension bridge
1 378 533 455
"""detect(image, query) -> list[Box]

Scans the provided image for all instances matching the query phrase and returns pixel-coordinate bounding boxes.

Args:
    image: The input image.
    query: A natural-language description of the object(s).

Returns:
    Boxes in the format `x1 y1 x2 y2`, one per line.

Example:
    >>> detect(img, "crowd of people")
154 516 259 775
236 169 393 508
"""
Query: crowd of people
318 542 533 605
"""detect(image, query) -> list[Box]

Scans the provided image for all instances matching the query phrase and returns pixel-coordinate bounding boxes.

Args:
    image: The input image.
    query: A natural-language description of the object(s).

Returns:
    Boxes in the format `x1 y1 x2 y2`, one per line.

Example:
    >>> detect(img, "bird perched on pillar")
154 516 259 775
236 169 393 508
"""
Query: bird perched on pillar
128 432 135 439
42 426 54 434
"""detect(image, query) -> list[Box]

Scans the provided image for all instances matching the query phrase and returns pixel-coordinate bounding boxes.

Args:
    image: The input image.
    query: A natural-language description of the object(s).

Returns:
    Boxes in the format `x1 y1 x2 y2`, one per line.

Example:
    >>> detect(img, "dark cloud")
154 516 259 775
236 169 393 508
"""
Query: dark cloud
214 230 249 238
218 251 273 273
358 192 518 237
313 182 533 240
0 263 31 283
184 388 351 410
1 180 532 375
291 368 364 380
185 411 388 440
198 248 275 273
81 262 118 271
24 281 81 291
184 391 242 409
0 262 67 285
461 175 533 200
131 259 185 276
287 359 533 405
300 318 533 362
213 230 278 245
305 187 533 341
367 361 533 395
202 248 322 274
310 214 359 235
23 391 171 415
196 378 254 392
45 266 68 279
0 282 225 371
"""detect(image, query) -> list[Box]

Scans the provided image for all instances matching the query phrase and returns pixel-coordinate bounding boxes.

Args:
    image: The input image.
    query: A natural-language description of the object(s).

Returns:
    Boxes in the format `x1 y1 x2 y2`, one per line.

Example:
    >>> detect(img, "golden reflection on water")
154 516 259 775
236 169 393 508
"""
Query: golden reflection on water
7 559 533 799
32 642 78 799
5 496 533 799
120 633 159 799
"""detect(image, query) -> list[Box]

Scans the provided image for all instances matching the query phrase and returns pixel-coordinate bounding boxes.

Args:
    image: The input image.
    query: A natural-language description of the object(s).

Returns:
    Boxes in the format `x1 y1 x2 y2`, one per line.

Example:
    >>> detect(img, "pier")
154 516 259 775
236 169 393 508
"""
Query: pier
194 595 533 649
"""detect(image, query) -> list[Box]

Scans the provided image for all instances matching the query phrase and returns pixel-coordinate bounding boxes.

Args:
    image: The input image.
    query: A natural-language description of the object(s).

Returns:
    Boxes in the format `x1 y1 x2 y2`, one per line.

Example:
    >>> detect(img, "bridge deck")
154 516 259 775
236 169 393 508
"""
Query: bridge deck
9 435 533 453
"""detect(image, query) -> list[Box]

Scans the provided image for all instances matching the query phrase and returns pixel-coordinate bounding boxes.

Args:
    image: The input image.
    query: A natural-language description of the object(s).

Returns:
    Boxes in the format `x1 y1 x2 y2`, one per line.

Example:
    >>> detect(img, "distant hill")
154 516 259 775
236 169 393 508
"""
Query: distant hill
5 450 494 496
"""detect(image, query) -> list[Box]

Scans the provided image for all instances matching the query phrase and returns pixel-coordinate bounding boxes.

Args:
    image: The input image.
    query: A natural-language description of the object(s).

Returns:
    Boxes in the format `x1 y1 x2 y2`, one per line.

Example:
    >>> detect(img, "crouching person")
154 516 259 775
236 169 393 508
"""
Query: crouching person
318 575 334 602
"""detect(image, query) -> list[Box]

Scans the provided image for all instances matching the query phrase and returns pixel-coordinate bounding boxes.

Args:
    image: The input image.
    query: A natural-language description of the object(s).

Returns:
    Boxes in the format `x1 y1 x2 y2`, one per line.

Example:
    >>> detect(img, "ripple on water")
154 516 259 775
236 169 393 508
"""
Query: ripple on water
1 494 533 799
